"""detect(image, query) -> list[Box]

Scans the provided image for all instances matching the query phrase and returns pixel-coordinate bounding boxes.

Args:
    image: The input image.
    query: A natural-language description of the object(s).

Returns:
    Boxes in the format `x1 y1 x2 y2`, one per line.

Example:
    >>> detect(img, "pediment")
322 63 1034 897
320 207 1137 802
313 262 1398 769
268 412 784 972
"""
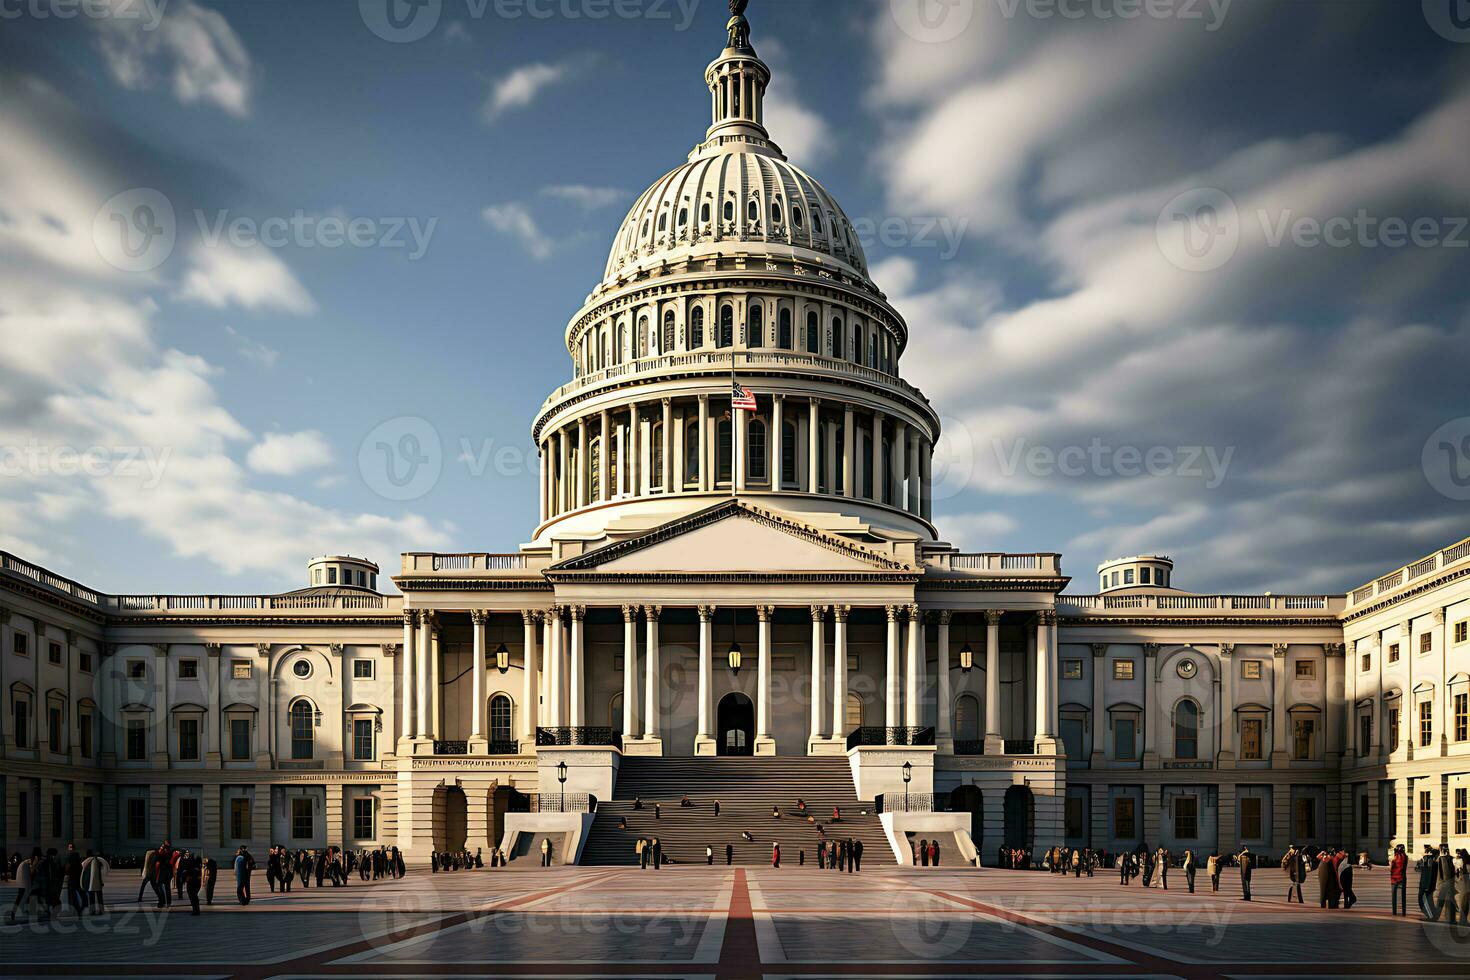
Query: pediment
550 500 912 575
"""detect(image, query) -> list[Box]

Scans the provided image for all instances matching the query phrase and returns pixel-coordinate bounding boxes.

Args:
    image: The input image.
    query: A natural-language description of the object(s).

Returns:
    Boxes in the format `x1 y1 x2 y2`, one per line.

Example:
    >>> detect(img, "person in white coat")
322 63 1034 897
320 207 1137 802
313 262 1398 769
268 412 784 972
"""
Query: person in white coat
6 849 40 923
81 850 109 915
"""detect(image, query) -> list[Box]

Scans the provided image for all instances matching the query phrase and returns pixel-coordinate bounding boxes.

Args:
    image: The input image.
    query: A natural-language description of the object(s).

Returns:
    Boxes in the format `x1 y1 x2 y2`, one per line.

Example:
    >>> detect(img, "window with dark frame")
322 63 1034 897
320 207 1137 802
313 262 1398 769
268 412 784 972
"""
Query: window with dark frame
1174 795 1198 839
1114 796 1136 839
1240 796 1263 839
353 797 375 840
291 797 313 840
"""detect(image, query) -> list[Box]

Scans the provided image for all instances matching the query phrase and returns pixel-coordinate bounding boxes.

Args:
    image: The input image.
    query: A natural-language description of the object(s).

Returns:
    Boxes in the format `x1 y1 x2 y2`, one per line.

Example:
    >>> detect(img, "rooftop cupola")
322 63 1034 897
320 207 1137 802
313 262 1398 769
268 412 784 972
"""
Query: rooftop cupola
700 0 780 157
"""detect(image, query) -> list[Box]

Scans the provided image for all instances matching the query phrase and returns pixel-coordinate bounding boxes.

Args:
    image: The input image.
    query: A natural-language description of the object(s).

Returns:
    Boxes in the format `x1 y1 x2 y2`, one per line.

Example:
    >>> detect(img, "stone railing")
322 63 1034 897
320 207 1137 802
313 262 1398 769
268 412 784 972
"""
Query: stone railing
533 793 592 813
1346 535 1470 609
942 553 1062 575
103 593 400 612
535 726 618 747
878 791 934 814
401 553 538 574
433 740 468 755
1 552 101 604
1059 593 1341 614
846 726 935 749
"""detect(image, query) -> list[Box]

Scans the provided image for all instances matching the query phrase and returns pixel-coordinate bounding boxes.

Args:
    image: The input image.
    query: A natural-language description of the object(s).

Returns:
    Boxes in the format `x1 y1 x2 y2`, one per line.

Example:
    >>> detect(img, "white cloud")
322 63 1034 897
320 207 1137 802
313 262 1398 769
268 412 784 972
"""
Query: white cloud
483 60 577 121
247 430 334 476
178 242 316 314
225 325 279 368
93 0 253 117
758 38 831 165
934 510 1018 547
541 185 626 210
482 202 555 260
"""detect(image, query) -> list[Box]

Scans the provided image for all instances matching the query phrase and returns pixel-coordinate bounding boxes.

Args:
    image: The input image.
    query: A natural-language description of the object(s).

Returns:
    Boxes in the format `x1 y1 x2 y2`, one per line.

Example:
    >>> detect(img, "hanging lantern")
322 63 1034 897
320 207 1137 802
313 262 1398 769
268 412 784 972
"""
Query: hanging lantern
959 642 974 672
495 641 510 674
727 640 743 675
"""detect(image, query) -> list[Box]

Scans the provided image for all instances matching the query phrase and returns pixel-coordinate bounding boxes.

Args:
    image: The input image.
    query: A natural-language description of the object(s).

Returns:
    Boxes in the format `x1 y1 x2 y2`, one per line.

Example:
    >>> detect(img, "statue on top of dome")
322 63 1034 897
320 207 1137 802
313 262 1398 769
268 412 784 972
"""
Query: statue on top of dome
727 0 751 50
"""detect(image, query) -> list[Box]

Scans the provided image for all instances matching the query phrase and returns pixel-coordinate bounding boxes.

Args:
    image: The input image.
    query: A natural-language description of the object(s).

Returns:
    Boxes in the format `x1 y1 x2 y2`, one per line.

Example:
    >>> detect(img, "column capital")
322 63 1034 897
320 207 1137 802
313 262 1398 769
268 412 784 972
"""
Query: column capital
205 642 221 655
622 603 639 622
906 604 922 622
1218 642 1234 658
756 604 774 621
1090 642 1109 658
661 396 671 407
1399 619 1413 636
885 604 902 622
1142 642 1159 658
380 643 399 658
470 609 489 626
697 604 717 621
522 608 541 626
1036 609 1057 627
809 604 828 621
403 609 417 628
256 643 271 658
1431 609 1445 626
643 604 662 621
569 604 586 621
328 642 344 657
1323 642 1344 657
984 608 1003 626
1272 642 1289 658
832 604 850 622
934 609 953 625
152 643 169 656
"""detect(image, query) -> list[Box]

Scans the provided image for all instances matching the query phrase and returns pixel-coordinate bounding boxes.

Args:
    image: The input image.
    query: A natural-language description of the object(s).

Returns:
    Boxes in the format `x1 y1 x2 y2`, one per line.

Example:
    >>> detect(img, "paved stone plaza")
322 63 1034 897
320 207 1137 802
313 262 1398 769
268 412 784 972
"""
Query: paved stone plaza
2 866 1465 978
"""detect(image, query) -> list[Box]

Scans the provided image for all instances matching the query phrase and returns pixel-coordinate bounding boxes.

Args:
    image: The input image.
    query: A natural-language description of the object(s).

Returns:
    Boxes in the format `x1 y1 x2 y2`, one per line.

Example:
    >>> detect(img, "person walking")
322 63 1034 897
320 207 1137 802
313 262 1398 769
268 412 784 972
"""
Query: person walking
234 847 252 905
1207 851 1221 892
1388 844 1408 915
1183 849 1196 893
706 845 714 865
1454 849 1470 924
81 849 108 915
1156 848 1170 890
1282 845 1304 903
541 837 553 868
1236 846 1253 901
1417 845 1440 918
182 850 202 916
714 800 721 816
1339 848 1357 910
931 839 940 868
1434 846 1457 923
1315 848 1340 908
202 854 217 906
846 838 856 873
853 839 863 873
651 837 662 870
725 843 734 866
772 842 780 868
7 849 38 923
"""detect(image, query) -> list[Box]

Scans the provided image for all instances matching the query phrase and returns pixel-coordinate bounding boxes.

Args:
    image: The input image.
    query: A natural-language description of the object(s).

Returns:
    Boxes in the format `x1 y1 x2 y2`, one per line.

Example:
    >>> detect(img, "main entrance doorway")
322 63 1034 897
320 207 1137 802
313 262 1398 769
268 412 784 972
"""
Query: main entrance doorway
717 692 755 756
1003 785 1034 851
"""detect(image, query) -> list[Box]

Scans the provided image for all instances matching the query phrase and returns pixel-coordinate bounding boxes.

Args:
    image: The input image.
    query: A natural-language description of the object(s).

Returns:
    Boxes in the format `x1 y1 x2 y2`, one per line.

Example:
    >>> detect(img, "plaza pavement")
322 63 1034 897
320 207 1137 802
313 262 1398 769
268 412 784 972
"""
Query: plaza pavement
1 865 1465 979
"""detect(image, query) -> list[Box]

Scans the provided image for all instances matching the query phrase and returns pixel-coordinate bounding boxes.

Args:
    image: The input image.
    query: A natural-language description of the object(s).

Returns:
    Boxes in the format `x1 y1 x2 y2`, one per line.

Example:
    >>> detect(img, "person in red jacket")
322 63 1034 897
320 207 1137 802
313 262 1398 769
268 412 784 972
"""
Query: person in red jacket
1389 844 1408 916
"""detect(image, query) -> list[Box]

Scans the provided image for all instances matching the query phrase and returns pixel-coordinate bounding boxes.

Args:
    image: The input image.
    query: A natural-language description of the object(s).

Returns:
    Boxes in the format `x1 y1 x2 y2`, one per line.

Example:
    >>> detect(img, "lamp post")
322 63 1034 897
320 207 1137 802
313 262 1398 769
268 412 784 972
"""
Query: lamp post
902 760 912 813
557 759 568 813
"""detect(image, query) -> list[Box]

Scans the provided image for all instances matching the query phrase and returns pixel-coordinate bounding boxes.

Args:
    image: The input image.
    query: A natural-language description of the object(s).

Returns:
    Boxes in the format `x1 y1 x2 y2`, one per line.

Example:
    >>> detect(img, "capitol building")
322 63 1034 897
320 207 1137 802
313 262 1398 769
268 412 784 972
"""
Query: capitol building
2 7 1467 868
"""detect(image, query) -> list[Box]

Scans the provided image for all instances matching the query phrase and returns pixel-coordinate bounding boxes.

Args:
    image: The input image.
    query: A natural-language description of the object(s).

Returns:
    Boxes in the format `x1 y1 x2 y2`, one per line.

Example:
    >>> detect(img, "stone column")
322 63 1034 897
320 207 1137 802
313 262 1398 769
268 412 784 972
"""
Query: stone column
470 610 487 744
557 429 570 513
576 418 588 508
628 402 640 496
936 611 953 752
430 616 442 739
599 410 611 501
643 605 661 746
697 395 710 491
1034 613 1056 748
569 605 586 727
985 609 1003 753
905 605 923 729
1217 642 1235 765
832 605 850 740
1142 641 1159 765
661 398 672 491
906 437 920 513
1271 642 1289 766
919 437 933 521
415 611 431 739
772 394 785 488
521 611 539 745
808 605 826 746
538 441 548 523
885 605 901 728
622 605 639 746
755 605 775 753
871 412 884 502
400 612 416 745
842 404 855 496
1090 643 1108 765
892 421 907 509
807 398 820 492
546 607 562 728
824 414 838 492
696 605 716 755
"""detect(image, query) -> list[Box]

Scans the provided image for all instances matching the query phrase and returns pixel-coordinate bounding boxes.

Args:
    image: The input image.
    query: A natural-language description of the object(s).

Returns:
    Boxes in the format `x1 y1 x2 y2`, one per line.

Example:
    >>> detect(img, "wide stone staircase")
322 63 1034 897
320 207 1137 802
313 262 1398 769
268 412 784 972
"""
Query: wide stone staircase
580 756 892 866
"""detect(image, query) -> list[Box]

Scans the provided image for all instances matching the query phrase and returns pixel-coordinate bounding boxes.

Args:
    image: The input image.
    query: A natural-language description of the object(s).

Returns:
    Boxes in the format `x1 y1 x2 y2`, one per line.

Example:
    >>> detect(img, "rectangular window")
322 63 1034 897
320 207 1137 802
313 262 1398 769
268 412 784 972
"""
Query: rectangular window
1293 797 1316 840
1174 795 1198 839
1113 660 1134 680
1389 643 1400 663
230 718 251 760
1241 718 1263 760
12 633 27 655
1456 620 1468 645
1060 717 1085 760
126 719 146 760
1240 796 1263 839
18 792 28 837
1358 793 1370 838
353 718 375 761
1456 692 1468 742
82 796 94 839
231 660 252 680
1140 566 1152 584
14 698 29 749
1420 701 1433 747
1114 796 1136 839
1293 717 1316 760
48 641 62 665
1360 652 1371 672
51 795 62 838
229 798 250 839
1456 787 1467 836
1242 660 1262 679
178 797 199 839
1419 790 1432 835
1359 714 1372 756
178 718 199 760
1295 660 1315 678
48 706 62 750
352 797 375 840
353 659 375 679
79 712 92 758
1063 659 1083 679
1389 707 1401 749
79 650 92 673
1420 632 1433 655
127 659 146 679
178 660 198 679
126 797 147 840
1113 717 1136 759
291 797 313 840
1124 568 1134 584
1065 795 1085 838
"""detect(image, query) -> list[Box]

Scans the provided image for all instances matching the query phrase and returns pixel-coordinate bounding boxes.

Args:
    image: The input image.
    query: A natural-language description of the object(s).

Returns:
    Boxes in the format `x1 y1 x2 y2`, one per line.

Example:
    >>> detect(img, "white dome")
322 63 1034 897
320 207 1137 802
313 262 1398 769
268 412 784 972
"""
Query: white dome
604 150 870 284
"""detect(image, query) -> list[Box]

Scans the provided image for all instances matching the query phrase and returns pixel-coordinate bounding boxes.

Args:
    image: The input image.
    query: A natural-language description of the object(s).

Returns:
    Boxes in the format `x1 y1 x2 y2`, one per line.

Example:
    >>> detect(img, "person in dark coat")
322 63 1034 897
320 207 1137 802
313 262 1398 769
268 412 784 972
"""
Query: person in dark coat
853 839 863 872
1338 849 1356 909
725 843 733 865
1417 846 1440 918
1315 848 1340 908
1236 847 1253 901
1282 845 1305 903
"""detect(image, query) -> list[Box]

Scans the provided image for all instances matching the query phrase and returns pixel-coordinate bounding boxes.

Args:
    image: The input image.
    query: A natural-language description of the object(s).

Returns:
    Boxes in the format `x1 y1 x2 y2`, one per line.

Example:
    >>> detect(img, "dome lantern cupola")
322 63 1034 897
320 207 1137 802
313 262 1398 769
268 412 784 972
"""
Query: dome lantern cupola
700 0 779 156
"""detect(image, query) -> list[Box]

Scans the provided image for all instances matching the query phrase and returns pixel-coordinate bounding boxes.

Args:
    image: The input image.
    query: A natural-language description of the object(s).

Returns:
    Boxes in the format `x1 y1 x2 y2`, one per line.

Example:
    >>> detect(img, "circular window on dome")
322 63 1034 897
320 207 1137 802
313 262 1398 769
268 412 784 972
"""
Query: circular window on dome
1176 659 1197 679
292 659 312 679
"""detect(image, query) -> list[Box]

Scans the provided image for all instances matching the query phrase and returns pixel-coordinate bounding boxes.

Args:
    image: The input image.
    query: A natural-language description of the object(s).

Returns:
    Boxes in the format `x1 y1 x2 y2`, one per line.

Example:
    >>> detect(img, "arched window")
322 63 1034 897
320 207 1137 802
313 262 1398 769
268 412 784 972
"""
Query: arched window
771 200 782 224
677 207 687 227
701 201 711 223
641 218 650 236
832 317 844 358
747 304 762 347
616 324 626 363
657 212 667 232
488 694 513 746
1174 700 1199 759
610 693 624 735
717 418 733 484
793 205 803 228
781 419 798 487
662 310 675 353
748 418 767 482
651 421 664 487
723 200 734 222
778 308 792 349
850 326 861 363
747 198 759 223
289 701 314 760
718 305 734 348
868 333 878 367
814 211 824 235
954 694 980 741
684 418 701 484
690 306 705 348
638 316 650 356
805 311 819 353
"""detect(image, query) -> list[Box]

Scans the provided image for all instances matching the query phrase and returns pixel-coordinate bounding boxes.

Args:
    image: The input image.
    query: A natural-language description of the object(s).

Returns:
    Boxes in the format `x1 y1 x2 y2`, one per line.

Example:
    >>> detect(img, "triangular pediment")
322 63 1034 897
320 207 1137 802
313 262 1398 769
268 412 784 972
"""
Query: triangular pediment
549 501 912 574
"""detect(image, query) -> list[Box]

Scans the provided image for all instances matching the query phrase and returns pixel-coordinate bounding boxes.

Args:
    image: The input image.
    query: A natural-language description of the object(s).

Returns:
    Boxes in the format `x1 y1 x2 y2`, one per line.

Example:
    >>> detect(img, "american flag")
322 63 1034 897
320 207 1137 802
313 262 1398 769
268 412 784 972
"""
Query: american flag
731 380 757 412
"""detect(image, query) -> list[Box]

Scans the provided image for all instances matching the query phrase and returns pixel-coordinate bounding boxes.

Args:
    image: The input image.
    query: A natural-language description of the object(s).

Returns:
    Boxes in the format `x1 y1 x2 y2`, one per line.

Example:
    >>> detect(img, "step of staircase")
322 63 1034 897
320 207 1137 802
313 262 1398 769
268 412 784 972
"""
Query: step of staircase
580 756 892 866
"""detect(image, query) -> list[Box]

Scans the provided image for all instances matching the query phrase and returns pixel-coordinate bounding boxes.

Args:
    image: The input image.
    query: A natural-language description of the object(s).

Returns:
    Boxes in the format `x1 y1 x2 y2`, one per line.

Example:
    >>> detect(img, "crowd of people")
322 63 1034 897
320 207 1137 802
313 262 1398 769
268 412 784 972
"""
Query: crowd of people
5 844 109 922
618 795 865 870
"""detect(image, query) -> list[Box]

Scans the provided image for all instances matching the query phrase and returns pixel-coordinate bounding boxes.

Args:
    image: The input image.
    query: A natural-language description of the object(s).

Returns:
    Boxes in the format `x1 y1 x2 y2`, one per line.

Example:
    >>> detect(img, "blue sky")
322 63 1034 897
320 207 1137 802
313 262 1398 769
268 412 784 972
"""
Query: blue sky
1 0 1467 597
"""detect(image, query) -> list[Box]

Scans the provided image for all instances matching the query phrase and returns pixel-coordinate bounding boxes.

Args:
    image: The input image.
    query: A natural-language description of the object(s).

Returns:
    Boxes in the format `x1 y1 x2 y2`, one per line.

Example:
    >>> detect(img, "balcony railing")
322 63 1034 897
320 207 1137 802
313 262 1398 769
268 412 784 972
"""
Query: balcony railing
1060 593 1341 614
1346 535 1470 608
1004 738 1036 754
877 792 934 814
952 739 985 755
846 726 935 750
535 726 617 747
486 740 522 756
533 793 592 813
433 740 468 755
